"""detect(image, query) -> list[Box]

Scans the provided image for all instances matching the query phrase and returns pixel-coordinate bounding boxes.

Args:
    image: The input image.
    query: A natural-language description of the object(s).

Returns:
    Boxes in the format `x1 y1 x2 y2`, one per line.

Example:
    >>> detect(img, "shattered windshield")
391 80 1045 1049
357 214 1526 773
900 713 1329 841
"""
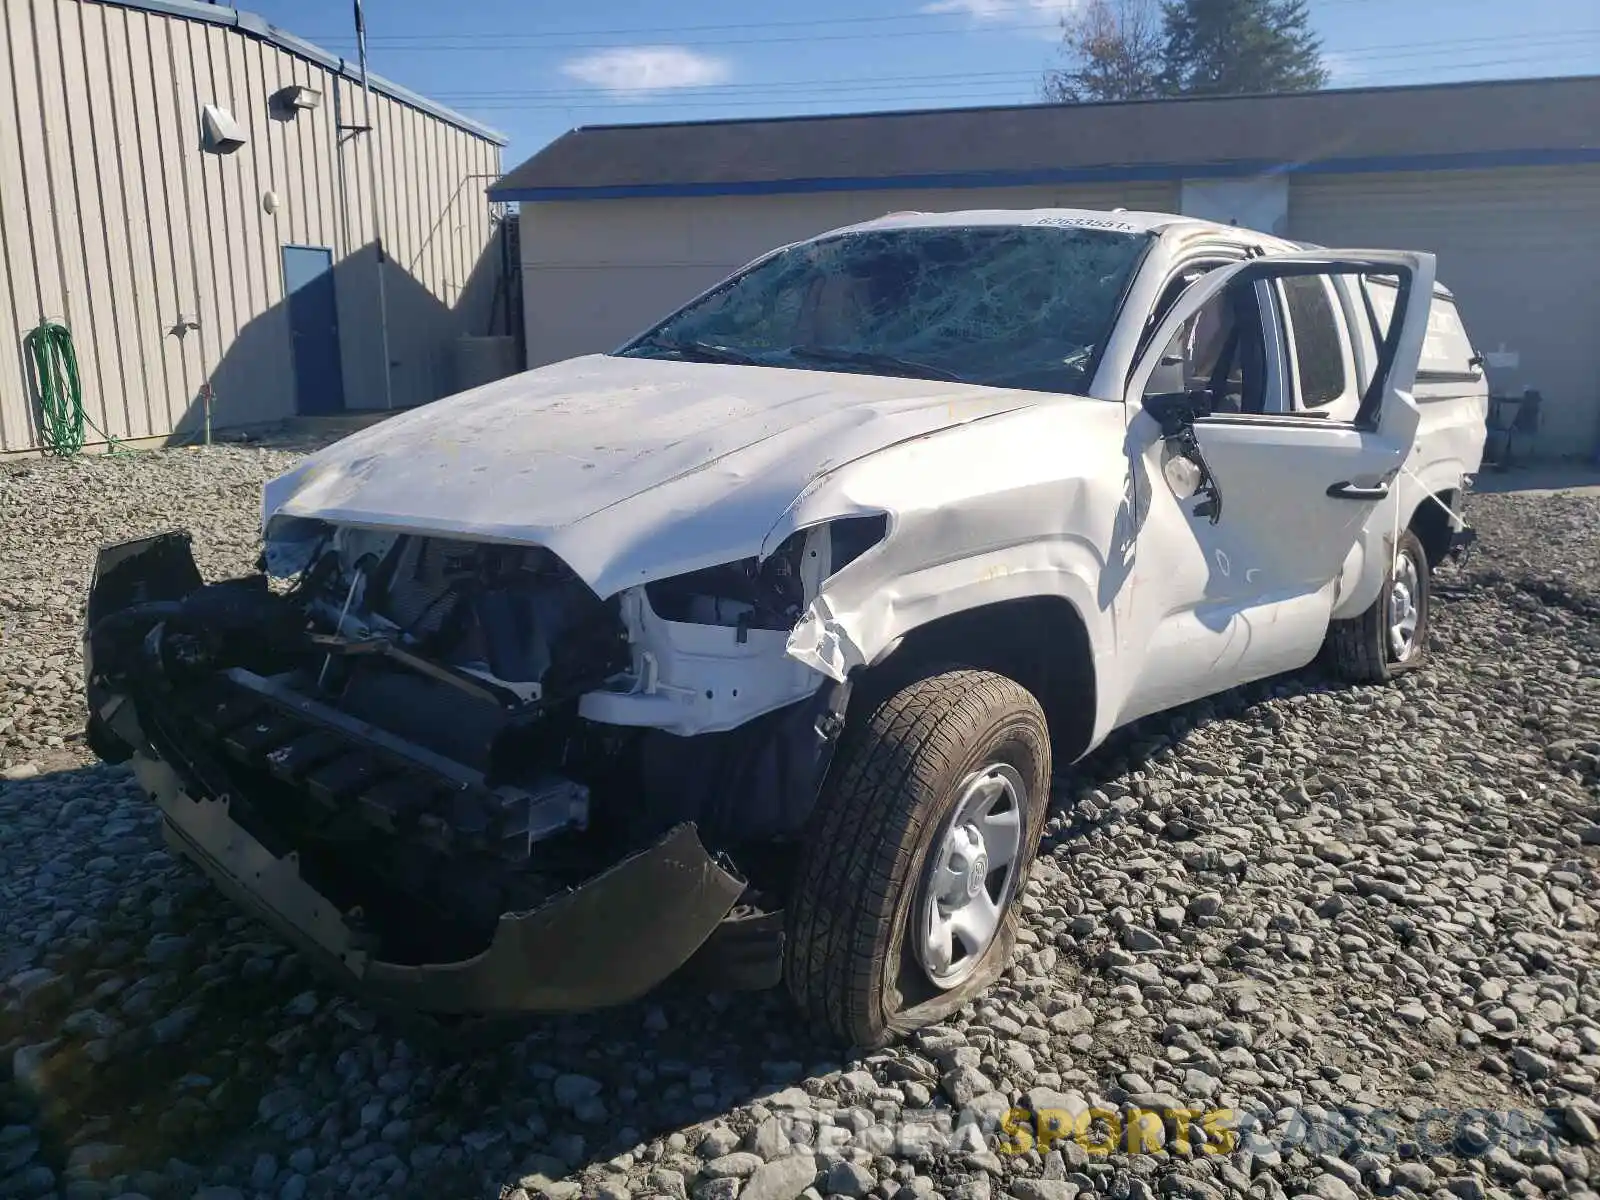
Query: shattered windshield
616 223 1152 393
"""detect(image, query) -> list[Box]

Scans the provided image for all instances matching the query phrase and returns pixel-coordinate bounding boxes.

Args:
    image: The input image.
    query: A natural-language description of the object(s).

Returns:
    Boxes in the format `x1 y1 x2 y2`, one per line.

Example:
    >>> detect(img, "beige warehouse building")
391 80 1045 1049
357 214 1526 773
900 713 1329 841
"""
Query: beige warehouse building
1 0 510 454
494 76 1600 459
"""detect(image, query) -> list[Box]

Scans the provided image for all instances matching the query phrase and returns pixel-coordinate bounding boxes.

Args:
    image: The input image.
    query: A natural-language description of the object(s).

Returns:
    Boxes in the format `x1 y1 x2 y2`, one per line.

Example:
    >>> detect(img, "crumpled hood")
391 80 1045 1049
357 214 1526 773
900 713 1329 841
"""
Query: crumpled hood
264 353 1057 597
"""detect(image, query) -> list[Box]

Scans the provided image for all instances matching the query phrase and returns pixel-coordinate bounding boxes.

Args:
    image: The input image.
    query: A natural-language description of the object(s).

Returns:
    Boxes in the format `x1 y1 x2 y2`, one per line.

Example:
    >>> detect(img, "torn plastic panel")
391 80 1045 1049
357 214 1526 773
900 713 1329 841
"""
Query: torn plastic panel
141 750 746 1016
580 515 886 737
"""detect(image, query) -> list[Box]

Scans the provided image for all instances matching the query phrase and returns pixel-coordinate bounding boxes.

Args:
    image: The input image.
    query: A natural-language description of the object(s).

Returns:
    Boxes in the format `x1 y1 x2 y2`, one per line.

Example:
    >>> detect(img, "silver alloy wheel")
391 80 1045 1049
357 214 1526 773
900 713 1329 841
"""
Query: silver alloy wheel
1389 549 1422 661
917 762 1027 989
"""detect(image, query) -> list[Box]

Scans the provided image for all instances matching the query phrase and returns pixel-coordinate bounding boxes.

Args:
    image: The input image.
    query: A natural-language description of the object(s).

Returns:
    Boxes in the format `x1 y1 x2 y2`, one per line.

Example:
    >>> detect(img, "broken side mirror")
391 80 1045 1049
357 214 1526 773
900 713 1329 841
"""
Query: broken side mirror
1141 390 1224 525
1143 387 1213 435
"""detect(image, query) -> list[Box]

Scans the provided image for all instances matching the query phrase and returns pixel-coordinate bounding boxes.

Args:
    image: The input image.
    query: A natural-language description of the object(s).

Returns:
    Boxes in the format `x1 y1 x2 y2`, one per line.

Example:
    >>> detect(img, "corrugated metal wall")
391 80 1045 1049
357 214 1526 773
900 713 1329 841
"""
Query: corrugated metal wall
1290 166 1600 454
521 181 1180 368
0 0 505 453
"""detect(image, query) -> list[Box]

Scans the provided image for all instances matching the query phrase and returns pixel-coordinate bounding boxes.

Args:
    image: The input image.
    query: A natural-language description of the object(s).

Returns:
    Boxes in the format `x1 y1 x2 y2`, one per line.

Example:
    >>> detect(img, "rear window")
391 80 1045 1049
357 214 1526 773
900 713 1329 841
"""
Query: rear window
1362 278 1479 377
1280 275 1346 408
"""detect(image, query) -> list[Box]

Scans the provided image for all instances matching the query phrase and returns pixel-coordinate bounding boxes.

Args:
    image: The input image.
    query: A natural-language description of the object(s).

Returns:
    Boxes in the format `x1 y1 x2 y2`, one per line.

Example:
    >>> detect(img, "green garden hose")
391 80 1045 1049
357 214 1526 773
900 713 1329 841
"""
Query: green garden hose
23 319 119 457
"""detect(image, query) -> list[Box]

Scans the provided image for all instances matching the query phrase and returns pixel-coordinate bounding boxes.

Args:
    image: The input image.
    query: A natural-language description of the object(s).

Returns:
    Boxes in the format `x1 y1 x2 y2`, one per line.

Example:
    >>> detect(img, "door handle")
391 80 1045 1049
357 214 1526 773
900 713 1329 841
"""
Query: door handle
1326 480 1391 501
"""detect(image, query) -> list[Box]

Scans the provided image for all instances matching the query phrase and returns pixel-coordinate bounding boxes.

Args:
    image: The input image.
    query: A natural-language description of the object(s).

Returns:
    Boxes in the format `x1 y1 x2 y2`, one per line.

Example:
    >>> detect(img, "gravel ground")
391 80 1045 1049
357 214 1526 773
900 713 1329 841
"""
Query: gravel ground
1 446 1597 1200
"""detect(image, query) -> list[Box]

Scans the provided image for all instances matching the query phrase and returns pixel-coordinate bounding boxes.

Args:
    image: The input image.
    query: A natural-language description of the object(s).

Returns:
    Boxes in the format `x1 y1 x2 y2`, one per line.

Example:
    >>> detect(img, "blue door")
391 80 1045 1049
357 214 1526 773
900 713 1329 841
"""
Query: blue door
282 245 345 415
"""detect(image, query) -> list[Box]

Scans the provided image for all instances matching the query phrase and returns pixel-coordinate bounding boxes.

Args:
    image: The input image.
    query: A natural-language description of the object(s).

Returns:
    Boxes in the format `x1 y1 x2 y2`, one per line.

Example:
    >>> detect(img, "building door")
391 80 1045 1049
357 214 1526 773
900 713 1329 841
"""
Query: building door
282 245 345 415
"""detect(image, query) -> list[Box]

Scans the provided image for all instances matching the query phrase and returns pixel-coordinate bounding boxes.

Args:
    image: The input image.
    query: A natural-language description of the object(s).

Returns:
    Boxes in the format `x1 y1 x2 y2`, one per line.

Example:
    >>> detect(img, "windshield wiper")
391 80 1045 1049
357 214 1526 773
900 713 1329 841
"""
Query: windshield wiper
782 344 968 384
630 336 765 367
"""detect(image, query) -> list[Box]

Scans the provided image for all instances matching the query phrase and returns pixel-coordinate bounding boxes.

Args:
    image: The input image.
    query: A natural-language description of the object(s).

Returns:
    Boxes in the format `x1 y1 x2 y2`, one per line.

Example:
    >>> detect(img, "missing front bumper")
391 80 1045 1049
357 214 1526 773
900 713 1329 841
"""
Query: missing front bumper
85 530 774 1016
134 751 748 1015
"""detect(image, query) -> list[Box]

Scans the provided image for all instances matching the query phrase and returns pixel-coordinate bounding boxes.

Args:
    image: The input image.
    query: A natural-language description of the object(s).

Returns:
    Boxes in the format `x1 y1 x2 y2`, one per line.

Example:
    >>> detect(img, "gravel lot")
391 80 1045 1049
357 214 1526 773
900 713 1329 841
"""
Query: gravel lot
1 445 1597 1200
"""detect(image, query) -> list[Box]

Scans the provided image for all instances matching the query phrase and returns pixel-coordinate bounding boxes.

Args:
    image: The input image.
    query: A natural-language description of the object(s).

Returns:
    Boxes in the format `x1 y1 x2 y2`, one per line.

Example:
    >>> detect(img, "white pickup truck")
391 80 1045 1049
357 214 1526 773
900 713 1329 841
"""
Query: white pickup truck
83 209 1487 1046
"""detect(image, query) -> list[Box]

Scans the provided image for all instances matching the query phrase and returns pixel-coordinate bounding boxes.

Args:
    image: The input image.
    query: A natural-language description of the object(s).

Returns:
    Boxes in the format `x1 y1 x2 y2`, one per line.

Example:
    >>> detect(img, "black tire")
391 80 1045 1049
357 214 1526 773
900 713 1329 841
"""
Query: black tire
1325 527 1431 683
784 667 1051 1048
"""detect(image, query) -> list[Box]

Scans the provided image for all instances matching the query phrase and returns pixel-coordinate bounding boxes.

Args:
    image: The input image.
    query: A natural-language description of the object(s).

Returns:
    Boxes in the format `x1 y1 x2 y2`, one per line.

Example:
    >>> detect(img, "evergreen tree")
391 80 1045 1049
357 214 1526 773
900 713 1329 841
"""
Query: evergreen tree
1159 0 1329 96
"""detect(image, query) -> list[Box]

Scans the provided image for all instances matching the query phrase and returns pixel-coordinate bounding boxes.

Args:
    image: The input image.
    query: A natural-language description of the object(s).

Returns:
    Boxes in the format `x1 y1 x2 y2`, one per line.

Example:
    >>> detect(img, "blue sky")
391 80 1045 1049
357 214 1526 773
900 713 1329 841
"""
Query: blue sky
247 0 1600 168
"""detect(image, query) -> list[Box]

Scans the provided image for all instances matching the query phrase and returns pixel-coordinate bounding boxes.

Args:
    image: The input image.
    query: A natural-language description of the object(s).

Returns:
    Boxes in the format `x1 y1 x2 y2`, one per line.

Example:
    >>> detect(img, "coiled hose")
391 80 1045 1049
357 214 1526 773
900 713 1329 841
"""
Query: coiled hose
24 319 119 457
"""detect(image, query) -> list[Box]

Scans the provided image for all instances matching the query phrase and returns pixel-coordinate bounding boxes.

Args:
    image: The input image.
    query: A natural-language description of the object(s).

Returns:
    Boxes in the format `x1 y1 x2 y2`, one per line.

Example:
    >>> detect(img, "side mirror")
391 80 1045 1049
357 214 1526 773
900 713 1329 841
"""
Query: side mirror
1142 390 1224 525
1143 388 1213 436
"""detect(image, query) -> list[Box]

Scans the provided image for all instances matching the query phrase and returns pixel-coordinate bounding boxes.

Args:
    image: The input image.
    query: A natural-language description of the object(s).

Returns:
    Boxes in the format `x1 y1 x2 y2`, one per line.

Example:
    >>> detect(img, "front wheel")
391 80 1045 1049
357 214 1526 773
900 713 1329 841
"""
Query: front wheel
1325 528 1431 683
783 668 1051 1048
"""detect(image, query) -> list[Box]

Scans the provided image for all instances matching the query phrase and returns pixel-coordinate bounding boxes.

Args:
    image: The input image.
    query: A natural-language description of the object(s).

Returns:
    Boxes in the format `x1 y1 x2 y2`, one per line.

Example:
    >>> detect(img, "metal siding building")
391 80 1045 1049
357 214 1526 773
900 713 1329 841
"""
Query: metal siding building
0 0 507 454
493 76 1600 457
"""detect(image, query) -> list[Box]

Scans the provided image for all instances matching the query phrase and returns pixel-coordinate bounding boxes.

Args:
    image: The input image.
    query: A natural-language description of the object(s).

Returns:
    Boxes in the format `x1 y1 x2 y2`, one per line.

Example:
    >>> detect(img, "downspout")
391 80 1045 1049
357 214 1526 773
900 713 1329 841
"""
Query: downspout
331 73 354 412
354 0 394 411
332 77 351 273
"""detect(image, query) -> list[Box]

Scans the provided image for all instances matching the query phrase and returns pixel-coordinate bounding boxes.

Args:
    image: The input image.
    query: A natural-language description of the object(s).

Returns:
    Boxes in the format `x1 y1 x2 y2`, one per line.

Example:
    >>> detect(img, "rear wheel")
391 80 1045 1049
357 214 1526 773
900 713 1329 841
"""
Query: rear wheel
783 668 1050 1048
1325 528 1431 683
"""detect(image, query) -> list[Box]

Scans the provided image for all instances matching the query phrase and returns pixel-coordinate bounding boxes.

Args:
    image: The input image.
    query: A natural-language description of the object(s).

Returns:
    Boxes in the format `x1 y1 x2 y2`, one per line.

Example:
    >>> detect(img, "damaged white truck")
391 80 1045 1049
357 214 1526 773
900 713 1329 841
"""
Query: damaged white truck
83 209 1486 1047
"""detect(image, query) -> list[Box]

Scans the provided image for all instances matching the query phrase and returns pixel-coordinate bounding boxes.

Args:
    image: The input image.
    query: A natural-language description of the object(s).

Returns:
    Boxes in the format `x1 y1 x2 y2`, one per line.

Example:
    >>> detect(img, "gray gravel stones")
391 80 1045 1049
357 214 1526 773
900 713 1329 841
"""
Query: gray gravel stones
736 1152 817 1200
2 447 1599 1200
825 1158 876 1197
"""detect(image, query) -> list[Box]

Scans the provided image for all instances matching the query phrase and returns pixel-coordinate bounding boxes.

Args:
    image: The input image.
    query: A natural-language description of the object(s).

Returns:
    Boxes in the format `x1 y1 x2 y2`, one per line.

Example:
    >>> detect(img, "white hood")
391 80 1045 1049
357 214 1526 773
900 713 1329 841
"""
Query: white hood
264 353 1058 598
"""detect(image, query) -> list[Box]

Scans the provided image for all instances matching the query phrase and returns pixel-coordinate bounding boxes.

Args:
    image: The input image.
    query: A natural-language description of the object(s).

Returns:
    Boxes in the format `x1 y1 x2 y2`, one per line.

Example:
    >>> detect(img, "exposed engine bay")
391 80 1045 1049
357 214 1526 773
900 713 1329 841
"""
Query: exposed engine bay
81 519 878 1015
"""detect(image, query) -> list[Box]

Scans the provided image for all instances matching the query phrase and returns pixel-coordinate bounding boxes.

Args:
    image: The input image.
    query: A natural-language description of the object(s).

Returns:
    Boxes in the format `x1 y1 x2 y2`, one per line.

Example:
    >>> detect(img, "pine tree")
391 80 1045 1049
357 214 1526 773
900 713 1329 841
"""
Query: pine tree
1158 0 1329 97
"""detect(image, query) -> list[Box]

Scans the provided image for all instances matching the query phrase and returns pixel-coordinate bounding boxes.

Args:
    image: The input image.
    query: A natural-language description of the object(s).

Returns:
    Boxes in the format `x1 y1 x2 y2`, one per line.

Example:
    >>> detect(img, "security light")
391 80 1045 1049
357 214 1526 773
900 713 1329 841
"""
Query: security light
272 84 323 115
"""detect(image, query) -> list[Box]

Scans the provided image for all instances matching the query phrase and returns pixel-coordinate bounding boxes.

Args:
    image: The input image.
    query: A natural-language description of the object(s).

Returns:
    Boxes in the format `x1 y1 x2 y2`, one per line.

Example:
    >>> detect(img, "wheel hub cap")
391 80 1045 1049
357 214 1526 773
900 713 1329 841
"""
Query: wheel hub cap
1388 551 1421 661
917 763 1027 990
965 852 988 897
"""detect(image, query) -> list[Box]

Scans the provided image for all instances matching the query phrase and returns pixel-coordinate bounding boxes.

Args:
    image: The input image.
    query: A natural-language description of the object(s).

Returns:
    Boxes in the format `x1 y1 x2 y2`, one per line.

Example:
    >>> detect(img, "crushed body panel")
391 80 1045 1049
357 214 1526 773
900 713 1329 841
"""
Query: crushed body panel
84 534 781 1016
261 353 1051 600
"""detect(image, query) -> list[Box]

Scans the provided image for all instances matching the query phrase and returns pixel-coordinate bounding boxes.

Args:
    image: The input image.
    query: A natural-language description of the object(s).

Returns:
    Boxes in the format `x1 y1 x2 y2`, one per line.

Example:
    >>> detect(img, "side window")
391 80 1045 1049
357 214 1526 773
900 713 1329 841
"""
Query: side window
1278 275 1349 410
1419 296 1479 377
1353 275 1479 390
1143 282 1270 415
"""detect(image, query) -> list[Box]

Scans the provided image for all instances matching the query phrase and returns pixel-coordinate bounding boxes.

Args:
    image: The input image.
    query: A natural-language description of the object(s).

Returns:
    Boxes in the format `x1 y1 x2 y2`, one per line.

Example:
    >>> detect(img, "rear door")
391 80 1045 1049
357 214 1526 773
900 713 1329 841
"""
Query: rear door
1112 250 1435 725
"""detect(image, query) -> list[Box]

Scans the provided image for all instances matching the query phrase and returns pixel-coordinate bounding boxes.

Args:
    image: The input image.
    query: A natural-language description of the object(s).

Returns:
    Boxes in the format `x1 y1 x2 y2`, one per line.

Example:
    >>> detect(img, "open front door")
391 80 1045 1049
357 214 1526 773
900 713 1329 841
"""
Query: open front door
1112 250 1436 726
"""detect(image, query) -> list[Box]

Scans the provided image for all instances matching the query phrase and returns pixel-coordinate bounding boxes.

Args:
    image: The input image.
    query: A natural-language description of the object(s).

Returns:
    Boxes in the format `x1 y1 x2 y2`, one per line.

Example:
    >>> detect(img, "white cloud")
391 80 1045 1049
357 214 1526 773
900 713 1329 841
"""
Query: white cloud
560 46 732 96
920 0 1079 38
921 0 1014 17
921 0 1078 19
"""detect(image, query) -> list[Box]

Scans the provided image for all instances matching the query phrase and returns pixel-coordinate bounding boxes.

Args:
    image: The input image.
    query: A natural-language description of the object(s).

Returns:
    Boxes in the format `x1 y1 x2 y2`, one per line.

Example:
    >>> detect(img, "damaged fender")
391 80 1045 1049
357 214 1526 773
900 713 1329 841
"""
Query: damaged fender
765 400 1129 745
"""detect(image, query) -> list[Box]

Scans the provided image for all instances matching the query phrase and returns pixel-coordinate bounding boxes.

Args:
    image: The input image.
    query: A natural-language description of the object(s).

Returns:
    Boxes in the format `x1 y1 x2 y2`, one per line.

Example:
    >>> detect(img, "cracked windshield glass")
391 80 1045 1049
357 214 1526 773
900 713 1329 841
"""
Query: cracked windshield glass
619 224 1151 392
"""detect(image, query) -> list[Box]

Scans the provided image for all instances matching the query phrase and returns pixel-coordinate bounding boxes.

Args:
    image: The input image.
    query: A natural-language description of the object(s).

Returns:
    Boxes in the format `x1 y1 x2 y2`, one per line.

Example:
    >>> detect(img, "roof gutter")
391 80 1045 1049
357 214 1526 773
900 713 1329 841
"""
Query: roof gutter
489 146 1600 203
92 0 507 146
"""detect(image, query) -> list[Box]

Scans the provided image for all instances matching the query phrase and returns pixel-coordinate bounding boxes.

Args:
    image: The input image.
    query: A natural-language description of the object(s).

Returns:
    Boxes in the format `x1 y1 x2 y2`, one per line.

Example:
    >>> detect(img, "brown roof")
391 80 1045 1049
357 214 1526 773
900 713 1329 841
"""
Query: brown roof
490 75 1600 201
